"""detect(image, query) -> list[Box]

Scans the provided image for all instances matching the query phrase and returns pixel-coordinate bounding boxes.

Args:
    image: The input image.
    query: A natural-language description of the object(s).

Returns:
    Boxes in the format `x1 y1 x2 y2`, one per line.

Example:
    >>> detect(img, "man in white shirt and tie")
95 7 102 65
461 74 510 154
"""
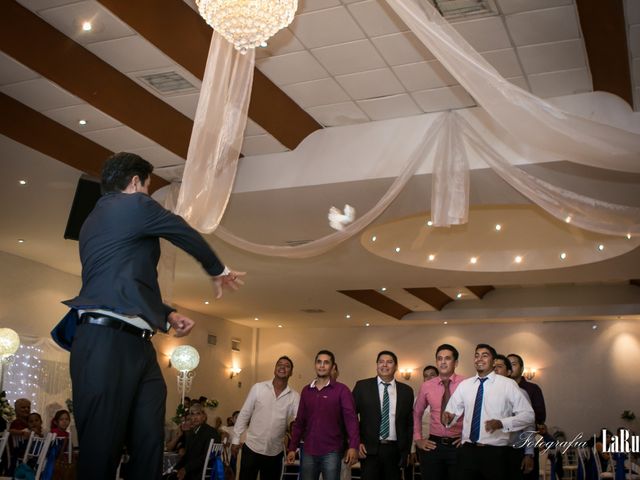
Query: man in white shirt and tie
231 356 300 480
442 344 534 480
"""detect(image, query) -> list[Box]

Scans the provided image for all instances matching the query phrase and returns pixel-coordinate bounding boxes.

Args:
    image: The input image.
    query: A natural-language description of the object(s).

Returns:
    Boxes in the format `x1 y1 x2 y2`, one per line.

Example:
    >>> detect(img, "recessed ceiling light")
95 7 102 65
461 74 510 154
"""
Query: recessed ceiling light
427 220 433 226
495 224 501 231
597 244 605 251
592 324 598 330
380 287 387 292
345 314 351 319
254 317 259 321
559 252 567 260
470 256 477 264
456 292 462 299
371 235 377 242
204 301 209 305
78 119 87 126
565 215 572 223
626 233 632 240
81 21 92 31
365 323 370 327
394 247 401 253
428 254 435 261
18 180 27 185
514 255 523 263
277 324 283 328
443 321 448 325
17 239 25 244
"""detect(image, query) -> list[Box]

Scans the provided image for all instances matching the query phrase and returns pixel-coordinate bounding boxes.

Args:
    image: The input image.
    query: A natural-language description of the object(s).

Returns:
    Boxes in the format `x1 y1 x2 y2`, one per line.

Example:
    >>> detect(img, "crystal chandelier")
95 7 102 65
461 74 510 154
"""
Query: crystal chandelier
196 0 298 54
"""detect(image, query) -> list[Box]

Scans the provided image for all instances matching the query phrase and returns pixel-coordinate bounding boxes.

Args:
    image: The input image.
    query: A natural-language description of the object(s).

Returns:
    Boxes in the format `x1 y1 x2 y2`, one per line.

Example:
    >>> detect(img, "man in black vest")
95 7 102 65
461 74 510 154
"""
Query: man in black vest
61 152 244 479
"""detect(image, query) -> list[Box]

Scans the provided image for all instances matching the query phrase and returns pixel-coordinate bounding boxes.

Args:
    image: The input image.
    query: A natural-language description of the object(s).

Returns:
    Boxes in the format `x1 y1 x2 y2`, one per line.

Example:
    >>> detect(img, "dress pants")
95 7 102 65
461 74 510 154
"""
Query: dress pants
417 436 458 480
70 323 166 480
238 444 284 480
456 443 508 480
523 448 539 480
360 442 402 480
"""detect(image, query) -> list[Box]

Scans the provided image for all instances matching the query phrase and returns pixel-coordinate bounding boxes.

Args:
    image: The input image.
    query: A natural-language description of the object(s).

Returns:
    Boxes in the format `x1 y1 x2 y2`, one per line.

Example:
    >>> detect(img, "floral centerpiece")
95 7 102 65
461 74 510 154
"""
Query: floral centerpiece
171 402 188 425
621 410 636 421
1 391 15 422
204 399 219 409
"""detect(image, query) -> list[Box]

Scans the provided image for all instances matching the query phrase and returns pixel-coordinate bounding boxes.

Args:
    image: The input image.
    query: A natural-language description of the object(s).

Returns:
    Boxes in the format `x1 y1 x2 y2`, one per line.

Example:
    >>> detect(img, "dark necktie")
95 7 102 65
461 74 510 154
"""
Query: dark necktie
380 382 390 439
440 378 451 425
469 377 488 443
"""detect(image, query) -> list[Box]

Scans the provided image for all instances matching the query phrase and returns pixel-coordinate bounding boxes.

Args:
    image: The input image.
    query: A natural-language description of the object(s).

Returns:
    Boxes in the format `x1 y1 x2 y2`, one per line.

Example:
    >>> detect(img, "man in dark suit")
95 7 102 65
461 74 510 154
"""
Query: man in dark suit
175 403 221 480
352 350 414 480
59 152 244 480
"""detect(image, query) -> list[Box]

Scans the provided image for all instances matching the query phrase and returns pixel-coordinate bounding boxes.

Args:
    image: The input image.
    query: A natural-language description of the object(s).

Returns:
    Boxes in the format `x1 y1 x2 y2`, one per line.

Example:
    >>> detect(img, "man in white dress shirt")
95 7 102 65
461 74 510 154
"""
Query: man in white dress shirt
442 344 534 480
231 356 300 480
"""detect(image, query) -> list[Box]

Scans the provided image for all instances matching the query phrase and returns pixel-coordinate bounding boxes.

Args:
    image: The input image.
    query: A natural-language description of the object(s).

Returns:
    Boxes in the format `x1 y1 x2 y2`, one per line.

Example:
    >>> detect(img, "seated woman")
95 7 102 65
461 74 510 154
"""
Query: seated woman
27 412 44 438
50 409 71 438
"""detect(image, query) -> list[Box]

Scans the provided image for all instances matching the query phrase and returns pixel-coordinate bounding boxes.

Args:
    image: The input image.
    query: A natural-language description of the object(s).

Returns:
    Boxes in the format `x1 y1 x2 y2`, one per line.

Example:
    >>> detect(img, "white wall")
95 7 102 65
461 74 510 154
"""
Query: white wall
256 321 640 439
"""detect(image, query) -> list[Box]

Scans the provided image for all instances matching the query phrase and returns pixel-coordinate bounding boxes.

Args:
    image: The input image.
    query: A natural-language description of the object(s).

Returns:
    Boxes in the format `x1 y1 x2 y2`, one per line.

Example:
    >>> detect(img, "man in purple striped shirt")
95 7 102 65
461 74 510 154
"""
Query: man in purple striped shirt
286 350 360 480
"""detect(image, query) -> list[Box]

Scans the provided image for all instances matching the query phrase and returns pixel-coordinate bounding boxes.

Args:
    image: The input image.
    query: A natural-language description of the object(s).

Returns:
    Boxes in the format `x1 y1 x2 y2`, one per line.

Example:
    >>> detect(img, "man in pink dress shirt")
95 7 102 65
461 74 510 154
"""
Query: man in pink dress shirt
413 344 465 480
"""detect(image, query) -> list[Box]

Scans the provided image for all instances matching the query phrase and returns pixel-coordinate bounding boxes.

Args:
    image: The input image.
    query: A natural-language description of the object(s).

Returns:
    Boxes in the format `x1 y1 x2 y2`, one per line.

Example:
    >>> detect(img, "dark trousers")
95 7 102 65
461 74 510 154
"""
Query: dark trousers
239 444 283 480
70 323 166 480
523 448 539 480
456 443 508 480
417 437 458 480
361 442 402 480
507 447 524 480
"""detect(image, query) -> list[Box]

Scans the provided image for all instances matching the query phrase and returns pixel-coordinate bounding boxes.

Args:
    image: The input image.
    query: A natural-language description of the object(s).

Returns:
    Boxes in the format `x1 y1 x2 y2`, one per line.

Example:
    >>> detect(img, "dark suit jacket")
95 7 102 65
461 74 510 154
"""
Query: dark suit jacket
175 423 221 480
352 377 414 459
62 192 224 331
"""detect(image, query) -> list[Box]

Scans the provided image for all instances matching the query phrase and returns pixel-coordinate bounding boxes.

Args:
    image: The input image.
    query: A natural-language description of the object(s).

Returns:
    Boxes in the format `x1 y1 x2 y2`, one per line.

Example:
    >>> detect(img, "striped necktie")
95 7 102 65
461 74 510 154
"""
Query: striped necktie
469 377 488 443
380 382 391 439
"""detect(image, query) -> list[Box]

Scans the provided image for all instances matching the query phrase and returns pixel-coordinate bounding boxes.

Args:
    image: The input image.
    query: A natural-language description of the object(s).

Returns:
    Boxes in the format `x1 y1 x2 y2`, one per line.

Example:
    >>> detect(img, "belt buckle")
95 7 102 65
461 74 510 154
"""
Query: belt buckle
141 329 154 340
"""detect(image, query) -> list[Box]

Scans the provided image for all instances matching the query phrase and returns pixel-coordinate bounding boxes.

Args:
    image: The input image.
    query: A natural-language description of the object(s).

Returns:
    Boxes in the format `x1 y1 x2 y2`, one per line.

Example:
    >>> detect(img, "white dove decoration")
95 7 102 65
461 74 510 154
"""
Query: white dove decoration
328 204 356 231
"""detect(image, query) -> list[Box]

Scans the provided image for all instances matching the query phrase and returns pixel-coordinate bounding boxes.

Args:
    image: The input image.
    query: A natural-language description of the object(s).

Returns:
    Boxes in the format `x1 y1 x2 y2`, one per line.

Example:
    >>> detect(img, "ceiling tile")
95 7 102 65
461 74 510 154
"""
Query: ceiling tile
527 68 592 98
163 93 201 120
411 85 475 112
38 1 135 46
41 104 121 132
506 76 530 91
85 36 173 73
311 40 387 76
83 125 155 151
482 48 523 78
241 134 289 156
16 0 80 11
244 118 267 136
281 78 350 108
0 53 40 86
517 39 586 75
452 16 511 52
630 25 640 57
633 59 640 87
371 32 435 66
627 0 640 25
298 0 341 13
254 28 305 59
256 51 329 86
347 0 408 37
357 93 421 121
495 0 572 15
306 101 370 126
335 68 405 100
289 6 365 49
393 60 459 92
506 6 579 47
0 78 83 111
127 145 186 168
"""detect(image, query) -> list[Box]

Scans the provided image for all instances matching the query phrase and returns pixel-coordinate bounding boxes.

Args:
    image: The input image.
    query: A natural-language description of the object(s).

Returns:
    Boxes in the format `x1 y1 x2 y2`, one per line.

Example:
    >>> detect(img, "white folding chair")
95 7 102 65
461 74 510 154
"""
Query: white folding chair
593 446 614 479
21 432 56 480
563 447 579 480
201 440 225 480
0 431 9 470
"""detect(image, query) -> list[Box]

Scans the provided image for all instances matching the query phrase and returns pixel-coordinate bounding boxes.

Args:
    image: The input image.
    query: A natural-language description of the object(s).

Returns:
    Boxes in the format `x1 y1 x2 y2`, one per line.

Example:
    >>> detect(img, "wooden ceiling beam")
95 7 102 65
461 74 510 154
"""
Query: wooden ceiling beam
466 285 495 299
338 290 413 320
97 0 322 150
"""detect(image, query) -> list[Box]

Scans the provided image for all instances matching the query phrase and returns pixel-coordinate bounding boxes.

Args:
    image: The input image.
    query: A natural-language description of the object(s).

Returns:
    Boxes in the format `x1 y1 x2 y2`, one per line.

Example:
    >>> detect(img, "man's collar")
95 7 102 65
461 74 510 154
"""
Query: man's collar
310 377 332 388
475 371 495 381
377 376 396 386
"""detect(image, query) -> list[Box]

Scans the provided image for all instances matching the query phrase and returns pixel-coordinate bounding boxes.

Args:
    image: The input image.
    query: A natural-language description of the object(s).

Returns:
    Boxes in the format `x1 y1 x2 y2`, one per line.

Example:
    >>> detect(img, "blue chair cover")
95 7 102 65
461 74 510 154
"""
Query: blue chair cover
577 458 584 480
613 452 626 480
208 451 225 480
39 440 61 480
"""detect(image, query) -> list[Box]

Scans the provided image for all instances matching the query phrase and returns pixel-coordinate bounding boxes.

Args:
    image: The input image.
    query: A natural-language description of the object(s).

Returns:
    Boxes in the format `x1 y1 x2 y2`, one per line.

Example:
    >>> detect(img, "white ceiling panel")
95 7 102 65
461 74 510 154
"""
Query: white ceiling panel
256 51 329 86
1 78 83 111
244 119 267 137
347 0 409 37
281 78 350 108
311 40 387 76
126 145 186 168
163 93 201 120
630 24 640 57
506 6 579 47
453 16 512 52
298 0 341 13
517 39 586 75
393 60 458 92
306 101 370 126
241 134 288 156
254 28 305 59
633 59 640 87
527 68 592 98
371 32 435 66
83 125 155 151
0 53 40 86
507 76 530 91
335 68 405 100
37 1 135 46
357 93 421 121
42 103 121 132
481 48 523 78
495 0 572 16
16 0 79 10
627 0 640 25
411 85 475 112
85 36 174 73
289 6 366 49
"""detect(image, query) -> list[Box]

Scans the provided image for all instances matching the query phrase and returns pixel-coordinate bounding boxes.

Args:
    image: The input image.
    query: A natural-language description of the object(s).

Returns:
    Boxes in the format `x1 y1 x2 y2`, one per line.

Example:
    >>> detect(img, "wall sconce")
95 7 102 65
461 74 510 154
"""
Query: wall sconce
229 367 242 379
524 368 537 381
399 368 413 380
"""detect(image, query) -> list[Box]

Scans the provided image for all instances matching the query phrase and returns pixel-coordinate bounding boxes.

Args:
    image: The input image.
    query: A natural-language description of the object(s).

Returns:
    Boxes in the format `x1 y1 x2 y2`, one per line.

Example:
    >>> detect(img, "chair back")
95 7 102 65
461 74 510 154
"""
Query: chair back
201 440 225 480
0 431 9 467
22 432 56 479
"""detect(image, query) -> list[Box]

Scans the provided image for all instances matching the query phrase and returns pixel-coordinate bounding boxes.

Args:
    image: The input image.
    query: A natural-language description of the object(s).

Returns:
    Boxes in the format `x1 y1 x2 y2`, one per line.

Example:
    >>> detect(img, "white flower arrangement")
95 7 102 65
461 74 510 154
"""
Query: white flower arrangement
0 391 15 422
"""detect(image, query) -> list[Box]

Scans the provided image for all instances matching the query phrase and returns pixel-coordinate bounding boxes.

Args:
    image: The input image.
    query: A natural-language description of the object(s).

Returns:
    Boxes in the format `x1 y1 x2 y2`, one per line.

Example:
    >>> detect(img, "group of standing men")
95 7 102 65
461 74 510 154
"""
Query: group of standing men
231 344 546 480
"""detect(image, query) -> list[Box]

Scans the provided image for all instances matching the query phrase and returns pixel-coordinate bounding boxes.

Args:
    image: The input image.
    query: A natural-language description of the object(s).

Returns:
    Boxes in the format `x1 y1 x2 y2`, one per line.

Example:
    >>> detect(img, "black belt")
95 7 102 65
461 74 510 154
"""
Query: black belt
379 440 397 445
429 435 459 446
80 313 155 340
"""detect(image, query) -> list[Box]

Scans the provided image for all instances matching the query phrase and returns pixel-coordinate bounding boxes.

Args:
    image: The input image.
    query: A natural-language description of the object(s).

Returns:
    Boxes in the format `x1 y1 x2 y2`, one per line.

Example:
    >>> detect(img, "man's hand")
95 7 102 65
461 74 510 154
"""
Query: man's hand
344 448 358 465
484 419 503 433
441 411 455 426
231 444 240 457
176 468 186 480
168 312 195 337
286 451 296 464
359 443 367 458
415 438 436 451
522 454 534 474
212 270 246 299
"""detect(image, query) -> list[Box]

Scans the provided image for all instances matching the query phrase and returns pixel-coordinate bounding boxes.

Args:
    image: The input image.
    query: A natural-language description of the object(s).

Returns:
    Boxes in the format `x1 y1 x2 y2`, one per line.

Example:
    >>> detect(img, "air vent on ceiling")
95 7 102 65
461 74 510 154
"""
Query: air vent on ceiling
137 71 197 95
300 308 326 314
432 0 497 19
